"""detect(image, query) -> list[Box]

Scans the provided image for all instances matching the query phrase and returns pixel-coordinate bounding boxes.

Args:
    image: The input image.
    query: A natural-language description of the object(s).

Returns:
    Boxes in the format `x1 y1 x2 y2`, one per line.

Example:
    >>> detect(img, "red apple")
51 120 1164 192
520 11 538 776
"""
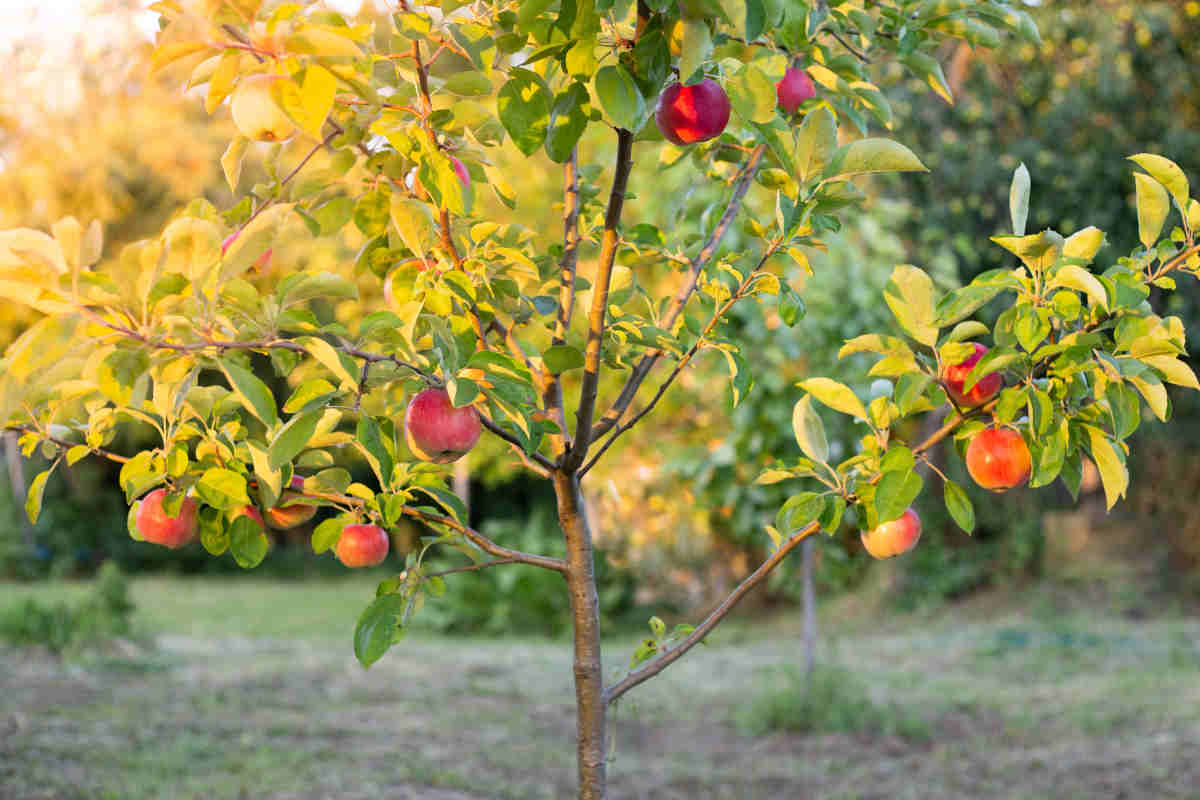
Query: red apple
336 523 389 567
966 427 1031 491
861 508 922 559
655 79 731 146
136 488 198 549
776 67 816 113
265 475 317 530
942 343 1004 407
404 387 482 463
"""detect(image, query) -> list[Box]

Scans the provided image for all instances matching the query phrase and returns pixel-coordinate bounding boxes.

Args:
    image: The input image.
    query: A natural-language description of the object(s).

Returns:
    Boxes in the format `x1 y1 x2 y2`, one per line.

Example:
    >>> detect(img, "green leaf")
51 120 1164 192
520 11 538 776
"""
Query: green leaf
296 64 337 138
778 283 806 326
443 70 492 96
1083 425 1128 510
411 484 469 525
827 138 927 179
796 377 866 420
354 593 408 667
963 349 1019 393
269 410 321 470
791 395 829 464
934 285 1004 326
943 479 974 534
1061 227 1105 262
389 196 437 257
25 465 54 524
875 470 923 524
902 51 953 104
545 81 591 163
727 64 775 125
720 350 754 407
542 344 585 374
219 358 278 427
221 135 248 192
990 231 1063 274
1009 162 1030 236
678 17 713 85
355 415 394 487
884 265 938 347
1048 264 1108 311
1141 355 1200 391
1133 172 1170 249
593 64 646 132
312 515 348 554
299 336 359 391
230 514 269 568
283 378 338 414
1030 417 1069 488
776 492 824 535
819 495 846 534
498 68 552 155
1128 154 1189 213
196 468 251 511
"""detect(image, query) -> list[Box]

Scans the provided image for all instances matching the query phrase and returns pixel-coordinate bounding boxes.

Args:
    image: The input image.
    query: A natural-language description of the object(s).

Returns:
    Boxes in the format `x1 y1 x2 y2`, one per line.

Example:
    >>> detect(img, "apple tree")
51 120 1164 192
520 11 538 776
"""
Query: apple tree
2 1 1199 798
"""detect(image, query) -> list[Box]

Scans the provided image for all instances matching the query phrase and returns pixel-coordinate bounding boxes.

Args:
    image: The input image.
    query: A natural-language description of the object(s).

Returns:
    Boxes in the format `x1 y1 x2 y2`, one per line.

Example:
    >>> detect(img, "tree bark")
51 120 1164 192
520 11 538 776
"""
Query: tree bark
554 470 607 799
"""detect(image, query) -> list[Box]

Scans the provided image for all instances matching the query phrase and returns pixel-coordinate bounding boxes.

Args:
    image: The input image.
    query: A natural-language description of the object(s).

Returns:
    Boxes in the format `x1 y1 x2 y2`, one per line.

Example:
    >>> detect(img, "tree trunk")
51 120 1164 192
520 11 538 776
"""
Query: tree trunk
4 432 34 548
553 470 607 800
801 536 817 679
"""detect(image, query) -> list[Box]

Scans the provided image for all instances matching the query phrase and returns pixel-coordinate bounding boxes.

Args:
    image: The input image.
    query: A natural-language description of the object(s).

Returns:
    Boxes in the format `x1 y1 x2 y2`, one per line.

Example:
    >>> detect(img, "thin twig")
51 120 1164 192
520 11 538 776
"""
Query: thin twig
544 148 582 460
401 506 566 572
823 28 870 63
423 557 521 580
605 521 821 704
4 425 130 465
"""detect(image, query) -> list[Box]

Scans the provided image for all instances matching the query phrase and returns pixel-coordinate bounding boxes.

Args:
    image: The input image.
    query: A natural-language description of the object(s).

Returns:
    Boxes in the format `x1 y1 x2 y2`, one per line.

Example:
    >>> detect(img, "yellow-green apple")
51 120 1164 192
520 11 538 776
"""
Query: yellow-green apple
221 231 272 270
861 508 922 559
230 74 296 143
966 427 1031 491
941 343 1004 407
776 67 815 113
136 488 198 549
265 476 317 530
655 79 731 146
336 523 389 567
404 387 482 463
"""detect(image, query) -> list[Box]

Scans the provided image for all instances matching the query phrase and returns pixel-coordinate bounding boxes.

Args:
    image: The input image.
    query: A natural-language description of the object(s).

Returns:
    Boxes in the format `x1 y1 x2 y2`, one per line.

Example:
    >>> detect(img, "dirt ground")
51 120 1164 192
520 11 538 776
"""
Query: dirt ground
2 578 1199 799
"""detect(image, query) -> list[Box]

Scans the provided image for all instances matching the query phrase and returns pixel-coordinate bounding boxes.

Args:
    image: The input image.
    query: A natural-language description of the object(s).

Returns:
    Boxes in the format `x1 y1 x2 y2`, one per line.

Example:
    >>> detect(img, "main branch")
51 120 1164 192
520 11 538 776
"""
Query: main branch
589 144 765 444
564 128 635 471
604 520 821 705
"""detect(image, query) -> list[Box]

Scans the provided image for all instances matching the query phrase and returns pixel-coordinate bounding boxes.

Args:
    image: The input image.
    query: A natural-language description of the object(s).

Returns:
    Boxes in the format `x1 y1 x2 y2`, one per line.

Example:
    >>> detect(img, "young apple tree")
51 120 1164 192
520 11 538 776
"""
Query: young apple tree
2 1 1198 797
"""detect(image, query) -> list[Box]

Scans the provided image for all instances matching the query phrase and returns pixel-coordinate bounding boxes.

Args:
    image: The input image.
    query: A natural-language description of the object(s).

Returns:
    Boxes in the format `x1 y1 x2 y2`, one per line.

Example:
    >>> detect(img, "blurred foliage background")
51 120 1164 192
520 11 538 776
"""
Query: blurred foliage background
2 0 1199 632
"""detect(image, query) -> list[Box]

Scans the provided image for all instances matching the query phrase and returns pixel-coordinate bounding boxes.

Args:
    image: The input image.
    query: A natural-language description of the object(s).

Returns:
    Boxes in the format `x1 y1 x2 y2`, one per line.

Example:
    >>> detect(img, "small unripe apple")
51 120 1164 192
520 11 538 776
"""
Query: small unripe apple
861 508 922 559
230 74 296 143
655 79 731 146
383 258 438 308
404 387 482 463
336 523 389 567
265 476 317 530
776 67 816 113
221 232 272 270
941 343 1004 407
136 488 198 549
966 427 1031 491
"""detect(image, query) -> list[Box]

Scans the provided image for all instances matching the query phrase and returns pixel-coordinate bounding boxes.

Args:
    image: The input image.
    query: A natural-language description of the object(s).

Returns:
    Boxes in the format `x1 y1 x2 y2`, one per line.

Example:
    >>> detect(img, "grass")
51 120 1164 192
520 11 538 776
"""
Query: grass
2 574 1199 798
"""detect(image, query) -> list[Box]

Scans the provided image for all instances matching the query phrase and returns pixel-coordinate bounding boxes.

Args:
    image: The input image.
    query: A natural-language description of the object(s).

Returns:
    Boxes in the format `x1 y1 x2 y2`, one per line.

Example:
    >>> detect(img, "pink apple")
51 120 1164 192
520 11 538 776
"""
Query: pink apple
776 67 816 113
265 475 317 530
136 488 198 549
336 523 389 567
941 343 1004 407
861 508 922 559
404 387 482 463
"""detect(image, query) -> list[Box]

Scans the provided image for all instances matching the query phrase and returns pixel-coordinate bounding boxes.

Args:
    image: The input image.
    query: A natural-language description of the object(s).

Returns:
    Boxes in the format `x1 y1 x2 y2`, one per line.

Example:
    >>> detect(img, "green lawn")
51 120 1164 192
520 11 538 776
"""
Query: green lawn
2 575 1199 799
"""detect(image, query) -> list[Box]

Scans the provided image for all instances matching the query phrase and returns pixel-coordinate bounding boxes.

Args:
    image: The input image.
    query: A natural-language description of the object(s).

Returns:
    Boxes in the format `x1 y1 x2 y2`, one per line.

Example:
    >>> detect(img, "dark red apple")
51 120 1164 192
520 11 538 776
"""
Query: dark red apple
655 79 730 146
